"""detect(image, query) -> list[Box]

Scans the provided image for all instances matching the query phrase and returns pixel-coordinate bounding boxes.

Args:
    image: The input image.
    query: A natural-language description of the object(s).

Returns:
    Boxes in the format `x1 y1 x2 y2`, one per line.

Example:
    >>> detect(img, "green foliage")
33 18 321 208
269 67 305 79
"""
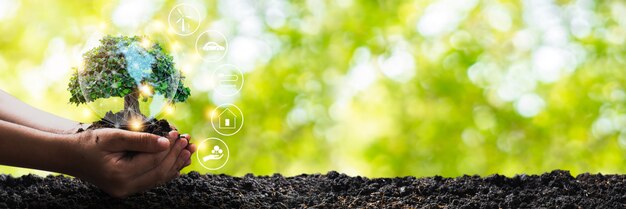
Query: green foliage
6 0 626 178
67 35 190 105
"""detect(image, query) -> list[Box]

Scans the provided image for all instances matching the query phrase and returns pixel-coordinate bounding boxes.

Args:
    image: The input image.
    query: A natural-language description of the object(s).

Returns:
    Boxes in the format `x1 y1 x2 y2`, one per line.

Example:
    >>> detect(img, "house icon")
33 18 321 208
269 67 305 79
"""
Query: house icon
218 108 237 129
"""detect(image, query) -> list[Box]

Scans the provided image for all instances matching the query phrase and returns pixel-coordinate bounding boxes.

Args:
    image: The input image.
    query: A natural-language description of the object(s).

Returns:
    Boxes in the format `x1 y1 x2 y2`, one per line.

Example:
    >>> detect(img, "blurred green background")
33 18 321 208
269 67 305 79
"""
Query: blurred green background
1 0 625 178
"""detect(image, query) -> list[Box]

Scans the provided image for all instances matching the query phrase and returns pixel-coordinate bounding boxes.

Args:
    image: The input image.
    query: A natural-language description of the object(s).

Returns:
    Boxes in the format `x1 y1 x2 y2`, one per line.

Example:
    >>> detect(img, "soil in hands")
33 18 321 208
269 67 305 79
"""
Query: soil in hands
0 170 625 208
79 111 176 159
80 111 172 136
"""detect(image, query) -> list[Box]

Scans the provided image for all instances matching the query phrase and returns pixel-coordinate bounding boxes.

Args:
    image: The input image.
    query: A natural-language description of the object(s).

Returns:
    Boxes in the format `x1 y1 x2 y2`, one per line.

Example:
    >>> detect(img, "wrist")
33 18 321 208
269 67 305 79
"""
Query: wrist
48 133 82 176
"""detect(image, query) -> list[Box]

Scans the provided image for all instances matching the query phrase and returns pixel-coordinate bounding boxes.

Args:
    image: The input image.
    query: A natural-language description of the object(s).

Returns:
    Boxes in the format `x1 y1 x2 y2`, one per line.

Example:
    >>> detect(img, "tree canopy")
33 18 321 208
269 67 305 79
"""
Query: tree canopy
68 35 190 105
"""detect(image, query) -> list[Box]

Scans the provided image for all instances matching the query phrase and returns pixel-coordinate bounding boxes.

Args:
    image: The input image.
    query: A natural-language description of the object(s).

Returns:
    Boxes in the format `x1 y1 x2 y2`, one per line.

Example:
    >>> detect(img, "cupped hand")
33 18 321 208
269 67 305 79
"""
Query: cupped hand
170 124 197 167
68 128 191 198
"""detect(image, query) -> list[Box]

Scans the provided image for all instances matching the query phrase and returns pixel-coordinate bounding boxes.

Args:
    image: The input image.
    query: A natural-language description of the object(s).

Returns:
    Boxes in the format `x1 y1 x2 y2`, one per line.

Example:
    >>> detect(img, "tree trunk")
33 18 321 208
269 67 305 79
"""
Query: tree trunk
123 91 141 120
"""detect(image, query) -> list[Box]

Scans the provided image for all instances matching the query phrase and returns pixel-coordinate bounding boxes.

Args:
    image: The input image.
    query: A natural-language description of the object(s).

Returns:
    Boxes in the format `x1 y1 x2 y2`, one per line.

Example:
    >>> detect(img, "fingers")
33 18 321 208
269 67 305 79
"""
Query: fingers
130 138 188 192
171 150 191 173
175 135 194 170
167 131 180 148
186 143 197 153
102 129 169 153
125 130 180 177
180 134 195 152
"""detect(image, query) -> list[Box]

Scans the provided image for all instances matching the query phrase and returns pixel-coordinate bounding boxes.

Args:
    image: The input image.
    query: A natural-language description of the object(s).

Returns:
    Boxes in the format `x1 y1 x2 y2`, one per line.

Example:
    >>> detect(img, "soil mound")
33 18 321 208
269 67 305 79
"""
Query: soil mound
82 111 172 137
0 170 623 208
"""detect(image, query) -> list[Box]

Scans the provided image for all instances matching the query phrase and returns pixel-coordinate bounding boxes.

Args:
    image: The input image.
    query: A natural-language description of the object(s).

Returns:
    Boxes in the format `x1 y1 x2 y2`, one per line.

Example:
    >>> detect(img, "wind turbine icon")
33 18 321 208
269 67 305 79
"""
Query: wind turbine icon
175 8 190 32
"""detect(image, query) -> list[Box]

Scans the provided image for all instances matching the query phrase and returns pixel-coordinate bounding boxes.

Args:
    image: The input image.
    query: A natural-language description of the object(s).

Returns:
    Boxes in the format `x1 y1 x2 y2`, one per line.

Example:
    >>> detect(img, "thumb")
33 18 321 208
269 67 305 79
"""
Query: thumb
104 130 170 153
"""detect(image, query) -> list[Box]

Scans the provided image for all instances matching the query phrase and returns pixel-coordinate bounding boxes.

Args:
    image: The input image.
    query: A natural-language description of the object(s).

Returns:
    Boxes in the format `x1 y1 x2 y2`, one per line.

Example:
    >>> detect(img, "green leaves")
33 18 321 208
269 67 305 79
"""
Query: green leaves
67 35 191 105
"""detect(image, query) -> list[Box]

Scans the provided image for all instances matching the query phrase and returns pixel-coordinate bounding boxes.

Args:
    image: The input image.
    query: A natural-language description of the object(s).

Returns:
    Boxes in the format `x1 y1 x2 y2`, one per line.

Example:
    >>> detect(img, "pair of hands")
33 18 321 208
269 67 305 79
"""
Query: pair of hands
68 127 196 198
0 90 193 198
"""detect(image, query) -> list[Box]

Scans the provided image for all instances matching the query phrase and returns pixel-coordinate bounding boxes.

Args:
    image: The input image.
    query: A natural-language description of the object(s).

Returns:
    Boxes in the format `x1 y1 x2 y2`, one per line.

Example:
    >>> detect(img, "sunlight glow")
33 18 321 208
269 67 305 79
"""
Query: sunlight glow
140 84 152 96
181 63 191 74
171 42 181 51
164 104 174 115
205 106 216 120
129 118 143 131
141 38 152 49
153 20 165 30
82 109 91 118
0 0 20 20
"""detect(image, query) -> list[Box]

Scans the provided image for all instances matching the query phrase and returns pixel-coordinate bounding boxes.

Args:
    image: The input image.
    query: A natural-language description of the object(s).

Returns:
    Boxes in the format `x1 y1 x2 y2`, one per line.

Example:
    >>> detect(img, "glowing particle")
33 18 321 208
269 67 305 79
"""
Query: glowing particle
154 21 165 30
171 42 181 51
205 107 216 120
129 118 143 131
140 84 152 96
82 109 91 118
181 64 191 74
141 38 152 49
164 104 174 115
99 22 107 31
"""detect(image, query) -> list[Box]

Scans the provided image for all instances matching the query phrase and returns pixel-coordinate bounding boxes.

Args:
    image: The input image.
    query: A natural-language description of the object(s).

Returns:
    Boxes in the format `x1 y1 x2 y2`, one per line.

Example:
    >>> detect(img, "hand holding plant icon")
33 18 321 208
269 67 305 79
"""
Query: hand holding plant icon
203 145 224 161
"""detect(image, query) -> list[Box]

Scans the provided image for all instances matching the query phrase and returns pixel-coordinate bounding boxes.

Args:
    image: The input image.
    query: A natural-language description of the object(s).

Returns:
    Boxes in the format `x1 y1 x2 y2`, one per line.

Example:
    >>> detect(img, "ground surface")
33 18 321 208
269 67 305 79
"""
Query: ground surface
0 170 624 208
84 111 173 137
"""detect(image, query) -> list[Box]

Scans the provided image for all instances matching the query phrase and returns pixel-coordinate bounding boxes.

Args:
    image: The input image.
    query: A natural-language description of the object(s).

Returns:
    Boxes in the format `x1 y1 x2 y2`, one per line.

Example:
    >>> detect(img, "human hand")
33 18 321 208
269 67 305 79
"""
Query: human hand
67 128 191 198
170 124 197 168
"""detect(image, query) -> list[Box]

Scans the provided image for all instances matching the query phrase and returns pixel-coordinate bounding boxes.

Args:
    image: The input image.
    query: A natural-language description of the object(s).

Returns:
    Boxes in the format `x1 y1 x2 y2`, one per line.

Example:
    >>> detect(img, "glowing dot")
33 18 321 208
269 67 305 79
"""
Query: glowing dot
140 84 152 96
164 104 174 115
154 21 165 30
141 38 152 49
99 22 107 31
82 109 91 118
181 64 191 74
129 119 143 131
171 42 181 51
205 106 216 120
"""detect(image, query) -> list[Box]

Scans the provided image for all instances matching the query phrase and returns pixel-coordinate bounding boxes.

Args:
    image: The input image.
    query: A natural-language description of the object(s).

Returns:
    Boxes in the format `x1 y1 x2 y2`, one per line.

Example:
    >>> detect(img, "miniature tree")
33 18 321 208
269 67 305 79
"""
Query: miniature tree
68 35 190 125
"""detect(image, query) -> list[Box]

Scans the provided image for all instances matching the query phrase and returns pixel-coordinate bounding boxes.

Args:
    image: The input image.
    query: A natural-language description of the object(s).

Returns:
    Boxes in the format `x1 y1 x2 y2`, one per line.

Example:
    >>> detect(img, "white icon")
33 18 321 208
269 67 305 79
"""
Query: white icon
212 64 244 96
211 104 244 136
175 9 191 32
168 4 200 36
218 108 237 129
202 42 226 51
218 73 239 88
202 145 224 161
196 138 229 170
195 30 228 62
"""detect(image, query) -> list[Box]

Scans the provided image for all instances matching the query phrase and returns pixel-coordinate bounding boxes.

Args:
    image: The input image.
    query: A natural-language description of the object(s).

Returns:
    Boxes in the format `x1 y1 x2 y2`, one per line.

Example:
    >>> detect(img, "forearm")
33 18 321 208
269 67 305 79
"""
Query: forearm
0 90 85 134
0 119 77 174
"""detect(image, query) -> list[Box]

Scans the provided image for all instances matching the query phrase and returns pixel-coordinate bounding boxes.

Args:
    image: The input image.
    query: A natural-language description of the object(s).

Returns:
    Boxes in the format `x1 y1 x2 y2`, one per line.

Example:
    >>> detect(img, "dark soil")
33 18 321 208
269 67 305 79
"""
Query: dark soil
82 111 173 137
0 170 624 208
80 111 189 159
